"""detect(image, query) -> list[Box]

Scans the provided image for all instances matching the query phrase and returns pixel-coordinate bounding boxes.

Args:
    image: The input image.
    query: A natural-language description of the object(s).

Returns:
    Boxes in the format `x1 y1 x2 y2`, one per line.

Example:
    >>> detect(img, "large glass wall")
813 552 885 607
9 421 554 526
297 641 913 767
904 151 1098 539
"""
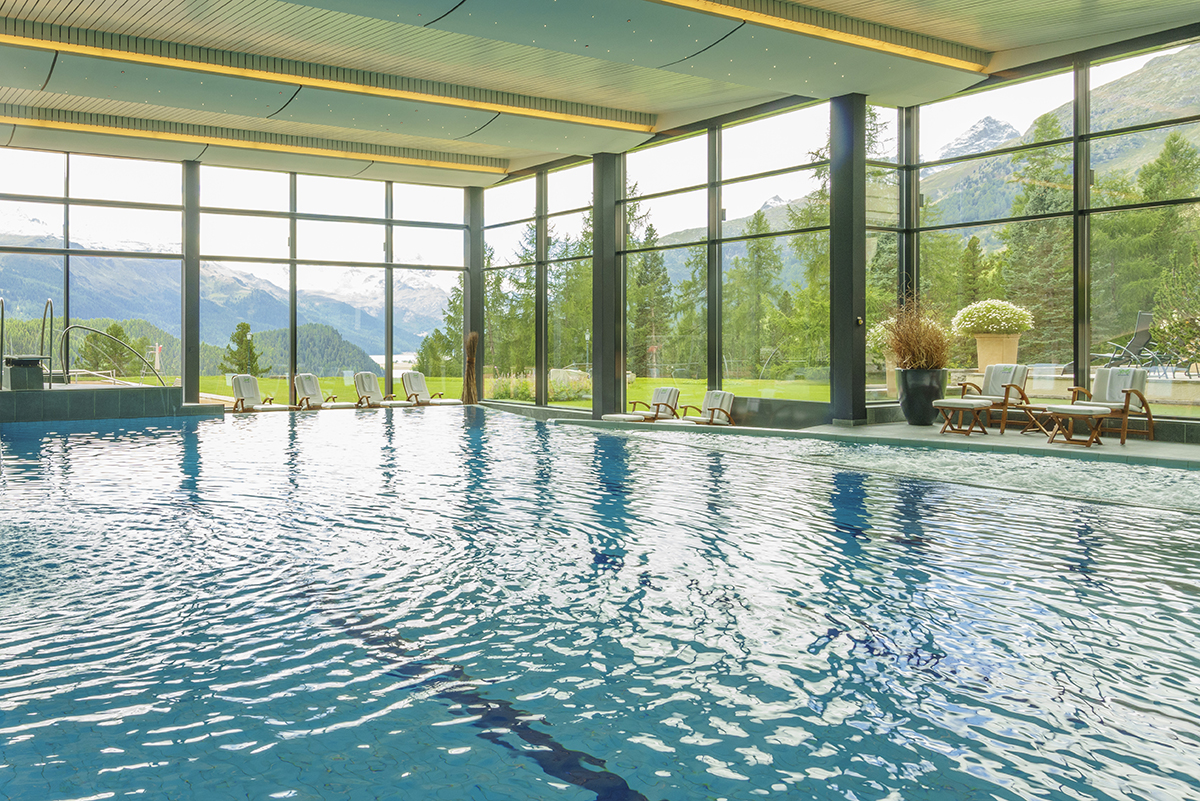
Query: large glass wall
483 176 536 403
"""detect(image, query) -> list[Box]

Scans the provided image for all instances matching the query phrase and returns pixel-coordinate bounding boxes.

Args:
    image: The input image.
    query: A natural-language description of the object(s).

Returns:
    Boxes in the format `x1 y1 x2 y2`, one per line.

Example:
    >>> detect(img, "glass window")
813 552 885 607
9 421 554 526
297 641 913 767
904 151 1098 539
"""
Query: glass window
867 167 900 228
920 72 1072 163
407 271 465 401
721 169 825 237
296 265 385 395
1091 203 1200 409
865 231 899 402
548 162 592 214
69 155 181 206
624 189 706 250
626 133 707 196
485 178 535 226
548 259 592 408
723 104 829 179
393 225 464 267
200 262 291 402
296 175 384 218
69 256 181 383
0 200 64 247
1091 122 1200 208
920 218 1073 374
0 148 65 197
484 266 535 403
548 211 590 259
485 221 535 267
625 244 706 412
201 165 289 212
70 207 181 253
1090 44 1194 133
297 220 385 263
920 142 1073 227
0 254 63 355
869 106 899 164
200 213 290 259
722 231 829 401
392 183 463 224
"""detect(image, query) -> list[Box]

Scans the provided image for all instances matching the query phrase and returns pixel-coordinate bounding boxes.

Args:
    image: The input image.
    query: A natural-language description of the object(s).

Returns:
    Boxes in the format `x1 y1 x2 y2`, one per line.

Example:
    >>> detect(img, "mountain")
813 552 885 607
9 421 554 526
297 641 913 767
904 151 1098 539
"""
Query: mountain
933 116 1019 163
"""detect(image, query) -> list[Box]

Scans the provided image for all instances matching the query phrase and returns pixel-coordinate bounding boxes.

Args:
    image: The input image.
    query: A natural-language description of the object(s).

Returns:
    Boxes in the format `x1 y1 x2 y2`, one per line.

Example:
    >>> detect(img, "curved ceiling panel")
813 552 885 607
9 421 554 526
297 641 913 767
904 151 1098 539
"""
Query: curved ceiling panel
197 144 374 177
286 0 464 28
354 161 505 188
460 115 652 156
429 0 741 68
8 126 207 161
43 55 298 118
660 25 984 107
0 44 57 92
271 88 496 140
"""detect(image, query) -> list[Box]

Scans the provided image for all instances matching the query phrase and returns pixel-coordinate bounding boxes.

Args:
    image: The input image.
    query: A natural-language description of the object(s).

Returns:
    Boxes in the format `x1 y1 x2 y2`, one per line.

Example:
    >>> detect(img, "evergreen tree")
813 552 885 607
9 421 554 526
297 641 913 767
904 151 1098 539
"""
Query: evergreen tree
669 245 707 380
723 210 783 378
219 322 271 376
75 322 136 375
627 224 671 377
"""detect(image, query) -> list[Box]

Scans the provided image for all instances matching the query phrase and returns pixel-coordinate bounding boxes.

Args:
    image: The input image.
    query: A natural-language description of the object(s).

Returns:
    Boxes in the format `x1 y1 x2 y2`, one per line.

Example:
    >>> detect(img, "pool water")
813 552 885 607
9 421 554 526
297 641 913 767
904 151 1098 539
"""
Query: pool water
1 407 1198 800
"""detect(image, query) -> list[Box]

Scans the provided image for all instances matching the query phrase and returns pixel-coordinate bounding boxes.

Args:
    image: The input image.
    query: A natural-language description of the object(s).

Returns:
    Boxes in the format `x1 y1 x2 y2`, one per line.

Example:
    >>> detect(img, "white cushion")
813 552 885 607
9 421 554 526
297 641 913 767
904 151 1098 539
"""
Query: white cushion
353 372 414 408
1092 367 1146 411
601 413 650 422
933 398 992 409
978 364 1026 397
1046 405 1107 417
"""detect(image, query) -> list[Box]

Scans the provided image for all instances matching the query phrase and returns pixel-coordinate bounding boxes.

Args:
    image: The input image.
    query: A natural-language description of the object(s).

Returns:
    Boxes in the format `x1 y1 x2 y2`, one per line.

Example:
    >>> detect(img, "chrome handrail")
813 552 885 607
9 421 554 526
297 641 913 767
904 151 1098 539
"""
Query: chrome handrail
58 325 167 387
39 298 54 381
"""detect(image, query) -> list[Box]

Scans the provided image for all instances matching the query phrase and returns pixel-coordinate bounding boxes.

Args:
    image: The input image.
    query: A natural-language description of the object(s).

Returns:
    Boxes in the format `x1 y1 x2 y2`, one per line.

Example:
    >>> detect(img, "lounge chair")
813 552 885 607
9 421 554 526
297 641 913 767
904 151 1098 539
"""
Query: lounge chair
231 374 299 412
957 363 1029 432
601 386 680 422
353 371 415 409
670 390 735 426
399 370 463 406
294 373 358 410
1064 366 1155 444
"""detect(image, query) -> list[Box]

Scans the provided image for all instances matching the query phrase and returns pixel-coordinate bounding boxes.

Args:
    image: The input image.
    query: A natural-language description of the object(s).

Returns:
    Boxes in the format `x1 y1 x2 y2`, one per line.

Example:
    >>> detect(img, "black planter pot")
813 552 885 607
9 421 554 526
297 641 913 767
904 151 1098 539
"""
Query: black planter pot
896 368 947 426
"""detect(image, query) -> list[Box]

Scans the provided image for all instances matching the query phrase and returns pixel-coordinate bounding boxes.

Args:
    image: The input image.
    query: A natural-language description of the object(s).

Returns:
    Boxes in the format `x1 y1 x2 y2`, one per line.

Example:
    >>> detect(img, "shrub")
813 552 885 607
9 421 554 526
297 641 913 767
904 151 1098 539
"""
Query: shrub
951 299 1034 337
866 318 894 359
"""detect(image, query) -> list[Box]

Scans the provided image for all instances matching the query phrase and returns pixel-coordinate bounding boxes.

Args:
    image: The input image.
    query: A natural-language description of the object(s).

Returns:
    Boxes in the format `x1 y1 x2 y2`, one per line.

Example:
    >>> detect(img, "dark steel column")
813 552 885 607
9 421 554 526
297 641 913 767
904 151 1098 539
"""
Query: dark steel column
384 182 395 398
535 171 549 406
181 160 201 404
898 105 920 302
62 158 70 373
829 94 868 424
707 127 722 389
288 173 298 404
592 152 623 417
464 186 485 400
1073 59 1091 391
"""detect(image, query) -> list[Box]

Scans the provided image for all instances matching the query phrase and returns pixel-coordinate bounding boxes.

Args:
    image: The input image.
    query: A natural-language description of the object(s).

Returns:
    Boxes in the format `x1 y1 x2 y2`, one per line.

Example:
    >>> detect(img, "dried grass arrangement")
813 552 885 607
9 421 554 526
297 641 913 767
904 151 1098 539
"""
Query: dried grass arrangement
886 298 949 370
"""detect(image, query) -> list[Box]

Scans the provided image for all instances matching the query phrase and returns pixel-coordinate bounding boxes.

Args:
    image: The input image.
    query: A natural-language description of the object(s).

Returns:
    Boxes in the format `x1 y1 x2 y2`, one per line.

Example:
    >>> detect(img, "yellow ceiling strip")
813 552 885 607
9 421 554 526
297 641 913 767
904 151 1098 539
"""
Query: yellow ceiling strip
0 115 508 173
651 0 986 73
0 33 655 133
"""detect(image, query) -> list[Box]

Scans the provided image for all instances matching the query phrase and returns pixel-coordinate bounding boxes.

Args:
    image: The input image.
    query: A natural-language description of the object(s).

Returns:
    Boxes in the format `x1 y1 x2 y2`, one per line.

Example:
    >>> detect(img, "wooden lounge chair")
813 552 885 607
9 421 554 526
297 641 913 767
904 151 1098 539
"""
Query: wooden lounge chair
957 363 1030 432
672 390 735 426
1065 366 1155 444
399 370 463 406
353 371 415 409
601 386 680 422
231 374 299 412
294 373 358 410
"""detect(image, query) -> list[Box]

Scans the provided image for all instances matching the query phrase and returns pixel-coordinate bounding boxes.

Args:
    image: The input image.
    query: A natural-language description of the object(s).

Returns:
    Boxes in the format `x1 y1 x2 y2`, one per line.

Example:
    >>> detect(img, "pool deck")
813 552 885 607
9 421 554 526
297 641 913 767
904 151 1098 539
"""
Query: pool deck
553 418 1200 470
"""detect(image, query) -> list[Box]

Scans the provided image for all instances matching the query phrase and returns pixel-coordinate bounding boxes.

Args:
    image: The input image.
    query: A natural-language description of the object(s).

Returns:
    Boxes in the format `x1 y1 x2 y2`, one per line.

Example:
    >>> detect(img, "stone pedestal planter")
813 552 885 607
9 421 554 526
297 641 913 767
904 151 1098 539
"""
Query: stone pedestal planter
974 333 1021 371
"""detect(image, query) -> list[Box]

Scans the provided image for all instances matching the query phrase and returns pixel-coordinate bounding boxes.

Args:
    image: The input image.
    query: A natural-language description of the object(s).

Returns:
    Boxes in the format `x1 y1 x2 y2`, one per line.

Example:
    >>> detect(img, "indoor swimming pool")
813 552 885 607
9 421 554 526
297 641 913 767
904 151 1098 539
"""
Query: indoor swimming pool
1 408 1197 800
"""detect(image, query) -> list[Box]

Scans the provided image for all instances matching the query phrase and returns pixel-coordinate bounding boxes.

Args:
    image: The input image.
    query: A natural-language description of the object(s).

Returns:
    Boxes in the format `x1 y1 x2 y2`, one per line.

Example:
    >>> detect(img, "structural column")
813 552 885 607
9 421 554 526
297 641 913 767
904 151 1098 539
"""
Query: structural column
384 183 395 398
288 173 298 405
829 93 868 424
1073 59 1092 391
535 172 549 406
706 127 722 389
464 186 485 401
181 160 201 404
592 152 623 418
897 106 920 302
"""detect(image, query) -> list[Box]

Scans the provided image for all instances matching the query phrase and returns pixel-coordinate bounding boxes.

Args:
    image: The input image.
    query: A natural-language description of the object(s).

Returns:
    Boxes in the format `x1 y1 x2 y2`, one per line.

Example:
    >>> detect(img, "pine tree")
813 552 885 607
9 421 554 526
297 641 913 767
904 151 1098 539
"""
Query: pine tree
627 224 671 377
724 210 783 378
219 322 271 376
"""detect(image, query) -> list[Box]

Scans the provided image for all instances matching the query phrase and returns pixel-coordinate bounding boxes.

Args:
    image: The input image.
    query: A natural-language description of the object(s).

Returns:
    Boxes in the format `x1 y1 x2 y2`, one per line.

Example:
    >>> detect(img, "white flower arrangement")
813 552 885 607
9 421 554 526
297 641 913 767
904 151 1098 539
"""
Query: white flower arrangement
951 299 1034 337
866 318 894 357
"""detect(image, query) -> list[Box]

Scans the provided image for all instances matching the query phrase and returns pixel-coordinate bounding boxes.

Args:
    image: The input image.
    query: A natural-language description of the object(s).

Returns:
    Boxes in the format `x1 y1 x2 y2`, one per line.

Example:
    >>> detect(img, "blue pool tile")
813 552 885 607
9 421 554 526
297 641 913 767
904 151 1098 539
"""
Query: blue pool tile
13 392 43 422
66 390 95 420
43 389 70 420
94 389 121 419
120 389 146 418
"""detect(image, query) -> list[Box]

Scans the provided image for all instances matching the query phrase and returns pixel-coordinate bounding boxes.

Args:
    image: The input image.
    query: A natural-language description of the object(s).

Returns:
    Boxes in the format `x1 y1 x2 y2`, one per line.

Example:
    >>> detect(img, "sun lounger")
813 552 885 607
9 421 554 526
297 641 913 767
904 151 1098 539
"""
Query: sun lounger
353 371 415 409
294 373 358 410
399 370 463 406
231 374 299 412
601 386 680 422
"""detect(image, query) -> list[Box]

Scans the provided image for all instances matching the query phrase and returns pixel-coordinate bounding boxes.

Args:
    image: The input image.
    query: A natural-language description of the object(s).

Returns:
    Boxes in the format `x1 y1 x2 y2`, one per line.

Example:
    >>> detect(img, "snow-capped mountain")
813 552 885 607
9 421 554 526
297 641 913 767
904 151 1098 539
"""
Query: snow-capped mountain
759 195 789 212
933 116 1020 163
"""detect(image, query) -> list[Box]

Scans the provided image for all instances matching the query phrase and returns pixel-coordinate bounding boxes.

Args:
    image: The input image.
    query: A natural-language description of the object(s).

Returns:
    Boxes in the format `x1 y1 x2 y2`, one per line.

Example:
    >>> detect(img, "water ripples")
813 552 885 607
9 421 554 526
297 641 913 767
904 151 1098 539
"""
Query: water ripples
1 408 1199 800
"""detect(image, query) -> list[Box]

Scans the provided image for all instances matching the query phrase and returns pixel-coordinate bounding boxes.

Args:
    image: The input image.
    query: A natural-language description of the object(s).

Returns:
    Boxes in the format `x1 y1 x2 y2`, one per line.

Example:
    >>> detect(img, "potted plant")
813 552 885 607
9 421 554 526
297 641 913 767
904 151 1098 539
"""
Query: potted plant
886 298 950 426
950 299 1034 371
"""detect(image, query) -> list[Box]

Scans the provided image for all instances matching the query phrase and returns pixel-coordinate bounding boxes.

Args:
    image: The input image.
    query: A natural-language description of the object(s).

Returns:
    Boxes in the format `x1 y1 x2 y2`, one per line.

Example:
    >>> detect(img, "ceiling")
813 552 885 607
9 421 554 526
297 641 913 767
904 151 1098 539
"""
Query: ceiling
0 0 1194 187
